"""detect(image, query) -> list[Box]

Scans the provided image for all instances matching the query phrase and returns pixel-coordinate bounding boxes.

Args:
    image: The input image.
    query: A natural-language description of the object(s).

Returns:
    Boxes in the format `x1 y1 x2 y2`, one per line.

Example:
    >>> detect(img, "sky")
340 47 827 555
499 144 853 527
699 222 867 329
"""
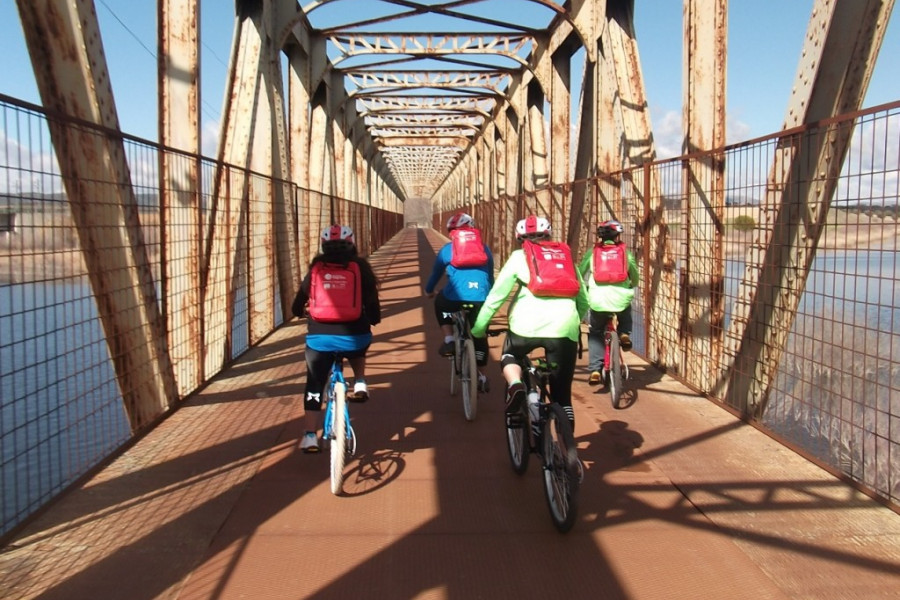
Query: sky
1 1 898 161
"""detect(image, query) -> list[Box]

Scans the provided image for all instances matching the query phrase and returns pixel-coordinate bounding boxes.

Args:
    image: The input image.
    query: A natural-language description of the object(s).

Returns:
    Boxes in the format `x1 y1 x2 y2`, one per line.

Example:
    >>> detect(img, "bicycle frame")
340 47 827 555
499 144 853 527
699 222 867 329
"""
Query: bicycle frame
322 359 352 441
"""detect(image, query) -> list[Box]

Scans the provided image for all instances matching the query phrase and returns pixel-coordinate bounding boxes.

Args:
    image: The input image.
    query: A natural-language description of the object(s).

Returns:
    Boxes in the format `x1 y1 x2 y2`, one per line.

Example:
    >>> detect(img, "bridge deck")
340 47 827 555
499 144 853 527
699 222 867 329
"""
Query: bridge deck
2 228 899 600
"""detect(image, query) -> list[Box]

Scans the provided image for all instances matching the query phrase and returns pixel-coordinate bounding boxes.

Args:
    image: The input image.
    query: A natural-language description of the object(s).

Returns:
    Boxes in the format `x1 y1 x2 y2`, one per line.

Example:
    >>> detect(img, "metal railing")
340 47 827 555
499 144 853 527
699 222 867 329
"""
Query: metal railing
439 100 899 510
0 97 403 537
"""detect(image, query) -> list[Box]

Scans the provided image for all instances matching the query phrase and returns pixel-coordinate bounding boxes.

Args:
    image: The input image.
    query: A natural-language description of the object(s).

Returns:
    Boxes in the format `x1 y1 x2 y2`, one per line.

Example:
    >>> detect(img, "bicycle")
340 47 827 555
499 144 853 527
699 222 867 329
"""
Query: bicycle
602 314 630 409
489 330 580 533
448 305 479 421
322 356 357 495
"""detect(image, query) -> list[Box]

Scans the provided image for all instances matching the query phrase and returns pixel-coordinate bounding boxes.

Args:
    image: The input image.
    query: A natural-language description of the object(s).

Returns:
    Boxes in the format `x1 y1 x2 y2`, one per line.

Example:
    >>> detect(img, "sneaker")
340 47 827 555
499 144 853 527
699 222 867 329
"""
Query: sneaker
588 371 601 386
438 341 455 357
478 374 490 393
620 333 632 351
300 432 320 454
505 382 526 415
348 380 369 402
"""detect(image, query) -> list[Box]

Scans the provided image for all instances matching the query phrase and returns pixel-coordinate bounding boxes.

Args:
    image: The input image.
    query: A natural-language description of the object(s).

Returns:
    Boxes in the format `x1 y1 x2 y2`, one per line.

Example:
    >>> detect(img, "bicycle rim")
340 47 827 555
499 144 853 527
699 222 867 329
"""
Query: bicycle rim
449 347 458 396
505 404 529 475
609 334 624 409
541 403 579 533
461 339 478 421
330 382 347 495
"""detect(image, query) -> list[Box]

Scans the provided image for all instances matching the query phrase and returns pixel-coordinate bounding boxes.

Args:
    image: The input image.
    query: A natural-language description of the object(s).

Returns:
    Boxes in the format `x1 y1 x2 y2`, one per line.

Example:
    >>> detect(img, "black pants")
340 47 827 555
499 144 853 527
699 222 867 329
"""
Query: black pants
500 332 578 410
433 293 489 366
304 346 368 411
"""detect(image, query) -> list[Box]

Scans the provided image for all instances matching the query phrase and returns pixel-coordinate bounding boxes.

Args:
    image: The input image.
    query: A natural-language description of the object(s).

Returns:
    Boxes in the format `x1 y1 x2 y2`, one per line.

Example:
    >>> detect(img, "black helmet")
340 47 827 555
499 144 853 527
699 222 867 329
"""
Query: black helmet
597 220 624 241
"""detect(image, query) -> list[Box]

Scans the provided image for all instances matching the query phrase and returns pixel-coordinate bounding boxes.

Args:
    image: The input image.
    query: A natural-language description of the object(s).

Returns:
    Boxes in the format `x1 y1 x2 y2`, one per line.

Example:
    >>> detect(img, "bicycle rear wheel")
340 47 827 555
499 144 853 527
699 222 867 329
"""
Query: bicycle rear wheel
330 382 348 495
608 333 624 409
449 339 459 396
460 338 478 421
505 402 530 475
541 403 579 533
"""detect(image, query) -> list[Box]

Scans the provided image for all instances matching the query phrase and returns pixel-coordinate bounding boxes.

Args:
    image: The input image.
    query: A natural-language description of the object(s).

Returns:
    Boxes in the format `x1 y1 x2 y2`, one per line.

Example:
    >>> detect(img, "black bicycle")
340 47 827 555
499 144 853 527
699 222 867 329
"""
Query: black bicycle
448 305 479 421
489 330 580 533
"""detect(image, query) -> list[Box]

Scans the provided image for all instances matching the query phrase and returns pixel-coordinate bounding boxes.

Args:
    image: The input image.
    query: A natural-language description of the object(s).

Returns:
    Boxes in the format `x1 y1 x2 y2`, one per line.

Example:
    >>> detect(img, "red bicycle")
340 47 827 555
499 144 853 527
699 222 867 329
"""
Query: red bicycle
602 315 630 409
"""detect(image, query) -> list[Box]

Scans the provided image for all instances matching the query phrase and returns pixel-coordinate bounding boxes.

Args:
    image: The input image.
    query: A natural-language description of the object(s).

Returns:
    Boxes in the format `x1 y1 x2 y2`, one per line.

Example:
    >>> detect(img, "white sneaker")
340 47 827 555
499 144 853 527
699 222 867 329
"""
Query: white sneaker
478 373 490 393
300 432 320 453
349 380 369 402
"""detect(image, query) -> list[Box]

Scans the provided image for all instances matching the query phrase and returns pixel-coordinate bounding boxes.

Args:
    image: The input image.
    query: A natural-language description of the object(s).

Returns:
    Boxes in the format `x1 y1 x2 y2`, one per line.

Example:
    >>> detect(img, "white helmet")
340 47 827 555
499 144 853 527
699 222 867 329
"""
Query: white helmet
321 224 356 252
515 215 551 240
446 212 475 231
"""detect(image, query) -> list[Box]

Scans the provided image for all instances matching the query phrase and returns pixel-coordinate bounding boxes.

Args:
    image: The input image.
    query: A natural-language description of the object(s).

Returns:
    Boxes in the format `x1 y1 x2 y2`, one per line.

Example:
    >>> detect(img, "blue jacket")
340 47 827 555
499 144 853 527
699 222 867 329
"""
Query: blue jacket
424 242 494 302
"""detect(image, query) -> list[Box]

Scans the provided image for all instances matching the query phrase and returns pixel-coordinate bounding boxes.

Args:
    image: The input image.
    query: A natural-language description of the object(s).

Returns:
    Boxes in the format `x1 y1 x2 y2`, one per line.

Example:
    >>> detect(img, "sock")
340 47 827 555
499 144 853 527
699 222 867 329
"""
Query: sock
444 335 454 344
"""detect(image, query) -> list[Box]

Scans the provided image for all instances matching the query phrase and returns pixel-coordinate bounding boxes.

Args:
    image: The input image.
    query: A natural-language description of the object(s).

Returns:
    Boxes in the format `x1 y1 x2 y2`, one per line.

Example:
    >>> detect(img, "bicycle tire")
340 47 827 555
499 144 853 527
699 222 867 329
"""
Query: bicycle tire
541 403 579 533
461 338 478 421
449 339 459 396
609 332 624 409
330 381 348 495
505 401 530 475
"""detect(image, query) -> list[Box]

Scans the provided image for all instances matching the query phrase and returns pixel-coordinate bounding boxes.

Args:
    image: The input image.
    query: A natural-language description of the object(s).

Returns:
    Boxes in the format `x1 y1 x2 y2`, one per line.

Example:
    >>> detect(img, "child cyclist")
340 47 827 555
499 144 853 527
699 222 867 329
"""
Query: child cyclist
424 212 495 392
470 215 589 428
291 225 381 453
578 220 639 385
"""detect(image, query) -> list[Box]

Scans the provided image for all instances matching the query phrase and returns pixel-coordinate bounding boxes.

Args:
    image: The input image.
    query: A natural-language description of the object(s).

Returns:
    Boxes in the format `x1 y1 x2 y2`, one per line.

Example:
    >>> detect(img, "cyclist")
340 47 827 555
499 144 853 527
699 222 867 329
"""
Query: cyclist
470 215 589 428
291 225 381 453
424 212 495 392
578 219 639 385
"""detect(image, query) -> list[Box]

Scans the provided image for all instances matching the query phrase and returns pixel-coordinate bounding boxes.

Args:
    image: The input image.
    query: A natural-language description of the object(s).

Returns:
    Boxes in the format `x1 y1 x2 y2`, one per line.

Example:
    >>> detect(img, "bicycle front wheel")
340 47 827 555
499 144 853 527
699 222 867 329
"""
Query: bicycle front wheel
609 333 624 409
330 382 348 495
541 403 579 533
461 338 478 421
505 402 530 475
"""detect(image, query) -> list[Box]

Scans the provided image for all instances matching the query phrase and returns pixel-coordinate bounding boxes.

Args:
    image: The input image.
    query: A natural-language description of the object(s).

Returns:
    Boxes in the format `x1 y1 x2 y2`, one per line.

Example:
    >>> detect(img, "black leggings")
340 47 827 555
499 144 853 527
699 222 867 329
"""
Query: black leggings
433 293 489 366
500 332 578 410
304 346 367 412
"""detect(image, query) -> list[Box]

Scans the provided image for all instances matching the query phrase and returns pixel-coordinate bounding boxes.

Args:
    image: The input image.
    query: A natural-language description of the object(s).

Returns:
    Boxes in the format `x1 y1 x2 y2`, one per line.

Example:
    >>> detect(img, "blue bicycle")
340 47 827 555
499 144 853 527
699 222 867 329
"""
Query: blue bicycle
322 357 357 495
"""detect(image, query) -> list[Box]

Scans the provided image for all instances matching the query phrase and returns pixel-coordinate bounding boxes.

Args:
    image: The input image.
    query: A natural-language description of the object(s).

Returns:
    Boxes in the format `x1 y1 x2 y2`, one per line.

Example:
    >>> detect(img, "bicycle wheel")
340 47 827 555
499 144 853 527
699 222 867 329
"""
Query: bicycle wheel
460 338 478 421
330 381 348 495
608 333 624 409
541 403 579 533
505 401 530 475
449 339 459 396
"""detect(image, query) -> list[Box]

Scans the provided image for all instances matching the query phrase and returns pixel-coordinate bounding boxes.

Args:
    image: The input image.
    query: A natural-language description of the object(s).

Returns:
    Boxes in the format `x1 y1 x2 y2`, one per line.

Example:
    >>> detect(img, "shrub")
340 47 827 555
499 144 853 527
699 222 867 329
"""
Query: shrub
732 214 756 231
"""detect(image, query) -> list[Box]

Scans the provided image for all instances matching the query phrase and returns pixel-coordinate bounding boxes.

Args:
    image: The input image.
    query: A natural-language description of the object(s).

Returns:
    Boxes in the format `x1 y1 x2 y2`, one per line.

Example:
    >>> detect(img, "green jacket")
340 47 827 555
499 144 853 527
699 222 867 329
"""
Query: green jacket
471 248 589 342
577 241 639 312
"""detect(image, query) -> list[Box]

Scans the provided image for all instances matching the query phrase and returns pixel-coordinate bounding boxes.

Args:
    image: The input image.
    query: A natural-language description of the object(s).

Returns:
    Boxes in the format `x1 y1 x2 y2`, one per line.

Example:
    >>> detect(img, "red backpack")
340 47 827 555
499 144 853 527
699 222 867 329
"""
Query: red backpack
592 242 629 283
522 239 580 298
307 260 362 322
449 227 488 268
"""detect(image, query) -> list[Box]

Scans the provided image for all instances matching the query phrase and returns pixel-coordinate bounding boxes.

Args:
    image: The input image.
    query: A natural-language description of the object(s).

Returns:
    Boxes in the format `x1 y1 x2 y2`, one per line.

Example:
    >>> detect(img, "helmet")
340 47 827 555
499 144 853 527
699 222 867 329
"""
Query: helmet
446 212 475 231
515 215 551 240
597 220 624 241
321 224 356 252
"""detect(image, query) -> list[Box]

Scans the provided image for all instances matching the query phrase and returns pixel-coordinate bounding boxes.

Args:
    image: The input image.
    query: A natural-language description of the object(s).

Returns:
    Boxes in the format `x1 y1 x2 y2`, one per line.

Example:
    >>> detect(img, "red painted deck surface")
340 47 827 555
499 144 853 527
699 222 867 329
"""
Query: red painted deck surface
2 228 899 600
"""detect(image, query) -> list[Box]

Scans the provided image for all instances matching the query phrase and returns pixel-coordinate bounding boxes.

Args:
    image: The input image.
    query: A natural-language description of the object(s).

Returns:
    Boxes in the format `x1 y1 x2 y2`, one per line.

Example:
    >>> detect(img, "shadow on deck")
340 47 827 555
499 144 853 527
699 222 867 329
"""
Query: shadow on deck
1 228 899 600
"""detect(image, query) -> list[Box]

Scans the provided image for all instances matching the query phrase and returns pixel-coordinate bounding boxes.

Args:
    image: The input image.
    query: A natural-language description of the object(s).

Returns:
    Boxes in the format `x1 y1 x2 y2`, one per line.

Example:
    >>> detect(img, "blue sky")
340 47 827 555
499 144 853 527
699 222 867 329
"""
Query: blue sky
1 1 897 160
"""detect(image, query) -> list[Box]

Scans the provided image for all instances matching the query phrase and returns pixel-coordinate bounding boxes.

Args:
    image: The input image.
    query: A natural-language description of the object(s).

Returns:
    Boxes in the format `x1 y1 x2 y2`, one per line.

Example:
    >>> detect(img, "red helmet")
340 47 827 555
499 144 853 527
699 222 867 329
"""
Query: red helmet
446 212 475 231
515 215 551 240
597 220 624 240
321 224 356 252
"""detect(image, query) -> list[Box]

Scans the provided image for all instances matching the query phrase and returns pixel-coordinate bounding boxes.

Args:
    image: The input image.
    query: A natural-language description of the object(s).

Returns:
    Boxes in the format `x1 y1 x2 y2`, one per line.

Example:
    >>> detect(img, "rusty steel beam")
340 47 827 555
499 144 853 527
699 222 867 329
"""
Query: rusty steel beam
682 0 727 394
16 0 178 430
725 0 896 416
